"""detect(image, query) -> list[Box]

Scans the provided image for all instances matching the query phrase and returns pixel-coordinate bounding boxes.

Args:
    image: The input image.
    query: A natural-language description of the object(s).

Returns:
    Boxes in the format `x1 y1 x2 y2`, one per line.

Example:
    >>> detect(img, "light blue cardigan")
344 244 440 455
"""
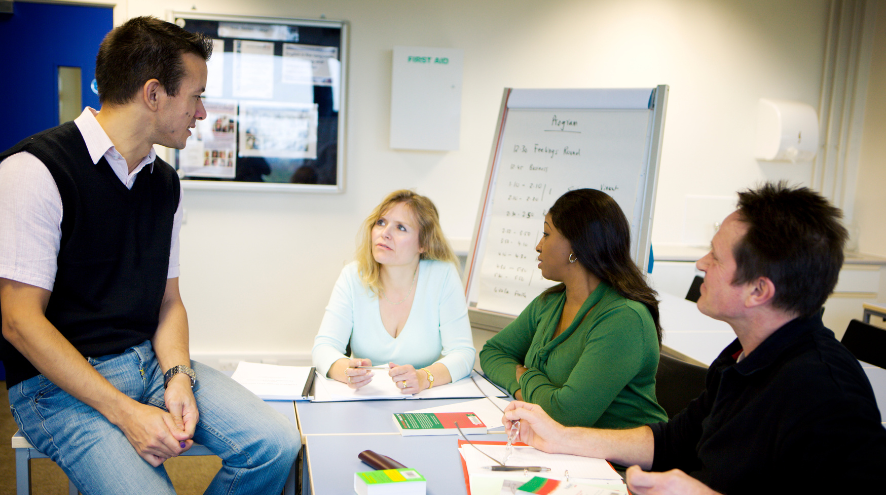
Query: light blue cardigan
312 259 475 380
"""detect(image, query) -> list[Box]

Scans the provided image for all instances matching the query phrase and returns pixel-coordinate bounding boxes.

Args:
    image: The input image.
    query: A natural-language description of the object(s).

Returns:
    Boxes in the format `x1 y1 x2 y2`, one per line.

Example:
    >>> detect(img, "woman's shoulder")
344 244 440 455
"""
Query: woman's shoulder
420 259 460 279
334 261 367 291
596 286 654 324
340 260 361 277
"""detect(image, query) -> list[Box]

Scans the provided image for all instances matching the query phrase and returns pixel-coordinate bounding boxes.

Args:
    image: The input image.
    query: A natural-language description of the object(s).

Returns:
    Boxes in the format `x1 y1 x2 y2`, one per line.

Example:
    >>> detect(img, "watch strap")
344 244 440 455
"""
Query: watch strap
164 365 196 389
422 367 434 389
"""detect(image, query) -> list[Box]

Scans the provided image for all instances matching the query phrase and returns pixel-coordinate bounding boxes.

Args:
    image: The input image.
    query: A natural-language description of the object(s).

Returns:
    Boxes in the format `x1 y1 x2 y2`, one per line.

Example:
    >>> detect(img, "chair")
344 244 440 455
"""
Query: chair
685 275 704 303
841 319 886 369
12 429 214 495
655 353 708 419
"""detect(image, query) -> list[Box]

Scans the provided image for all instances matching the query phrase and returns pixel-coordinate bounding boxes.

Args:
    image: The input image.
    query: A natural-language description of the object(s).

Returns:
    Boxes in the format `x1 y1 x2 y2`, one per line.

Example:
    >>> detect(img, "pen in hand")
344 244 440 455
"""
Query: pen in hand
354 365 387 369
482 466 551 472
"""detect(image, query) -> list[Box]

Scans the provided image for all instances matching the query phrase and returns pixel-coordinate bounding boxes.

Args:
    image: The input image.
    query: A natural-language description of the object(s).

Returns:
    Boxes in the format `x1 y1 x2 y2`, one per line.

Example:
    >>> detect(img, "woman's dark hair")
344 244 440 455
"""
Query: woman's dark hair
96 16 213 105
542 189 661 344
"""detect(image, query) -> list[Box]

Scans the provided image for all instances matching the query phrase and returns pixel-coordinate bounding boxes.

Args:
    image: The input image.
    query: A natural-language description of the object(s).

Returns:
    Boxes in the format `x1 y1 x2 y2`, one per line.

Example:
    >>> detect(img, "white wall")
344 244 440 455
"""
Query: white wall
111 0 844 357
857 3 886 260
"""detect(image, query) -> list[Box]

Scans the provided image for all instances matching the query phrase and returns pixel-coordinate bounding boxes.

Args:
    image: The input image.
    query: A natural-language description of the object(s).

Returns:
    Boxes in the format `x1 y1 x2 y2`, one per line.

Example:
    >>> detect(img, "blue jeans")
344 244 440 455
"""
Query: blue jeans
8 340 301 494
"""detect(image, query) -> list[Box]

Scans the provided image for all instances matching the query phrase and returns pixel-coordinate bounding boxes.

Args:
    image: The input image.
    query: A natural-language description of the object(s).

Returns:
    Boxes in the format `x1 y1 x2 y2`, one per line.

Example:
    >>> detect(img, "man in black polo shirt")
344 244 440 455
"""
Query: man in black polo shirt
503 182 886 493
0 17 299 494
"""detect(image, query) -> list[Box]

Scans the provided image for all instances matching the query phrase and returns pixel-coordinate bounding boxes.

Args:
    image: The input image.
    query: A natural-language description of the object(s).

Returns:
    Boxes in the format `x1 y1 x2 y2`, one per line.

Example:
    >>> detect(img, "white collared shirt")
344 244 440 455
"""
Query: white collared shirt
0 107 182 291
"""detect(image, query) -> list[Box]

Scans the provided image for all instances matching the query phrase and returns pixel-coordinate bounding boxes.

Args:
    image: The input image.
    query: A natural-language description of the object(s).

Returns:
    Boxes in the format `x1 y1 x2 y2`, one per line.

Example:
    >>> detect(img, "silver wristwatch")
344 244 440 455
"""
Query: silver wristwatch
164 365 197 389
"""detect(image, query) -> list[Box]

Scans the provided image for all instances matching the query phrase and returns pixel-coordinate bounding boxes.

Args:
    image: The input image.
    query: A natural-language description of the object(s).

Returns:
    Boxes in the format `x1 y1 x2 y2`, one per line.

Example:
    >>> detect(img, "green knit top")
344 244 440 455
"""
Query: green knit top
480 282 667 428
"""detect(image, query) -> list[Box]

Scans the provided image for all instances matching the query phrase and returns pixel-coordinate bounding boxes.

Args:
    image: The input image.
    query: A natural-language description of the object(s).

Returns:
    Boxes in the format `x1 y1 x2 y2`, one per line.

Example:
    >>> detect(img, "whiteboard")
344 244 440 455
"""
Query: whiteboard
464 87 668 330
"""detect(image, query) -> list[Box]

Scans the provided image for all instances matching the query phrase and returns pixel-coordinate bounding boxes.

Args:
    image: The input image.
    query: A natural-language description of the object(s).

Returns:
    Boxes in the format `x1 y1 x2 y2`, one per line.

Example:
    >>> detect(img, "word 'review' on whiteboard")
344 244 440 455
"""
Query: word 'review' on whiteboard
476 109 650 315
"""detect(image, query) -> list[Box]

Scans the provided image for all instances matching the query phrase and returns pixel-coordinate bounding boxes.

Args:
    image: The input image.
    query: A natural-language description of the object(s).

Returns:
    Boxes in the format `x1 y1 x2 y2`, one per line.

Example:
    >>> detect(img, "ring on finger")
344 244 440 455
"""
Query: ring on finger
401 380 407 389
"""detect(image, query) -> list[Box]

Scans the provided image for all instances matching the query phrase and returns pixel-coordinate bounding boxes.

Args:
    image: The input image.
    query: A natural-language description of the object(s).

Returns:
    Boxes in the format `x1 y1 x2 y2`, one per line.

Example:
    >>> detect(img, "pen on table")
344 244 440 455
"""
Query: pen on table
482 466 551 472
301 367 316 398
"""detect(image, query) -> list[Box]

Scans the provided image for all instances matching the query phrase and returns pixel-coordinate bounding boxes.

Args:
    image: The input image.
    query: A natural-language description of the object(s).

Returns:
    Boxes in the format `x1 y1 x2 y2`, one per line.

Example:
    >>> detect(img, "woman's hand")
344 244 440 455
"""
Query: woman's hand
389 362 424 394
342 358 374 389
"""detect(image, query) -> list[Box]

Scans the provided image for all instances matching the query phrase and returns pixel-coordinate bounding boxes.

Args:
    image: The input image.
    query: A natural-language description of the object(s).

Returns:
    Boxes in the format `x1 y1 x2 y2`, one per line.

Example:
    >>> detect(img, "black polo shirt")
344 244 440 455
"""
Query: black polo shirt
650 314 886 492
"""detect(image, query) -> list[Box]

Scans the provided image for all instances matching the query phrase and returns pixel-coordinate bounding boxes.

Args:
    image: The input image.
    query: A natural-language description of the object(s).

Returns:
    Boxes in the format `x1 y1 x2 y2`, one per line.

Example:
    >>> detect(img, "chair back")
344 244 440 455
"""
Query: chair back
841 319 886 369
655 353 708 419
685 275 704 303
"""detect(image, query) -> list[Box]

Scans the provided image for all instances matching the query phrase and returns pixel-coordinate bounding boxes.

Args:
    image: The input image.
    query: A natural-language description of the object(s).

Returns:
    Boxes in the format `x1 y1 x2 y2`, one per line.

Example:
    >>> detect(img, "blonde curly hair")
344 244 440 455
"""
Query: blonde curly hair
356 190 457 295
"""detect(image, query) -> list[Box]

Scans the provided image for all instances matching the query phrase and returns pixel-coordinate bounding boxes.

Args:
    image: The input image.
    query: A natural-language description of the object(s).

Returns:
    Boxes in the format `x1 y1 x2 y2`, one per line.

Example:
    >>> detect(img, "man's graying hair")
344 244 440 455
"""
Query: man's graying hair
732 181 847 318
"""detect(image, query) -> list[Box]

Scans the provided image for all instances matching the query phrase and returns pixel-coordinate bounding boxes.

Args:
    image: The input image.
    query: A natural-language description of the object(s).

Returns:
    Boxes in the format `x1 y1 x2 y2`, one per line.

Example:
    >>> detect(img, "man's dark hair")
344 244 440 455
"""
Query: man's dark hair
733 181 848 318
95 16 212 105
543 188 662 345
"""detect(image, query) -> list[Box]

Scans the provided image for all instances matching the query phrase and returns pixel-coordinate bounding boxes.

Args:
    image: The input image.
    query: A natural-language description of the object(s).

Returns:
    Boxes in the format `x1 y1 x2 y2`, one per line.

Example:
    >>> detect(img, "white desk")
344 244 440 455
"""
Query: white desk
305 433 508 494
294 398 490 441
296 395 510 494
863 302 886 324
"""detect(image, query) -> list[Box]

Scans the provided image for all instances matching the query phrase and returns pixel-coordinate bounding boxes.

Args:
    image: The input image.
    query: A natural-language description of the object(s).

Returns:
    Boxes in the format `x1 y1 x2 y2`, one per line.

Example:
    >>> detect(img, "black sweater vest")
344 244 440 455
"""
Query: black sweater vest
0 122 180 388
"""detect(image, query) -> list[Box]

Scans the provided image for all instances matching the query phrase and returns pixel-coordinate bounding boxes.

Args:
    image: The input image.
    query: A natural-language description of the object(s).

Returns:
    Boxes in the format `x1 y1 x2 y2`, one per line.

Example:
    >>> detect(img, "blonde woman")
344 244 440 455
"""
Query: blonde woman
312 190 475 393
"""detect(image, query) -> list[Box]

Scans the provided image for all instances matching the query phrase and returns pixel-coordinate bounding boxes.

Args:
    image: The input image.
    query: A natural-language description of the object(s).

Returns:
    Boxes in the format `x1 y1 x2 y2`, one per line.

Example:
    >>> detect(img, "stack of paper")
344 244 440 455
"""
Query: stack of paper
458 441 623 495
230 361 314 400
311 370 507 402
313 364 410 400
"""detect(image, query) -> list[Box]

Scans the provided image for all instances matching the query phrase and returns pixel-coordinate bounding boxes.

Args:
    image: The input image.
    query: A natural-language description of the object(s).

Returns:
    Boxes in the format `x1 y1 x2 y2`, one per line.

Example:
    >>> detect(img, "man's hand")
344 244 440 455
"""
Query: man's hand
626 466 722 495
502 401 568 454
114 400 193 467
164 374 199 446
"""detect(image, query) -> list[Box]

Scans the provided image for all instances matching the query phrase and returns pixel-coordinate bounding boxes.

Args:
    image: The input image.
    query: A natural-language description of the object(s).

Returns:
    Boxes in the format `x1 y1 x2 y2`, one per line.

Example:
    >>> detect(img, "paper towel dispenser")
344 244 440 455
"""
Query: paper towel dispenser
754 98 819 162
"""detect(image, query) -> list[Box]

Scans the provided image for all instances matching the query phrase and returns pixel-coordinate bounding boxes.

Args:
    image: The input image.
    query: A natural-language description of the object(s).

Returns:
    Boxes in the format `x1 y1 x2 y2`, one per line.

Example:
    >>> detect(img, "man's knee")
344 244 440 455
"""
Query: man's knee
257 421 301 467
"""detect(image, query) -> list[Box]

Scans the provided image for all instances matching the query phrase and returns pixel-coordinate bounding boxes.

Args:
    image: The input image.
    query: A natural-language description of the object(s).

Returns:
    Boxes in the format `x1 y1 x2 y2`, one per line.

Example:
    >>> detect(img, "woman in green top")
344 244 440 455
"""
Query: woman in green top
480 189 667 428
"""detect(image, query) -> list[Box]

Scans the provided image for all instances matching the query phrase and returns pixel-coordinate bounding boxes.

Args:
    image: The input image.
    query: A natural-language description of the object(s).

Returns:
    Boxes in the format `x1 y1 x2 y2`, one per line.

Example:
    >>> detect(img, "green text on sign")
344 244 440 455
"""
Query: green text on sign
407 56 449 64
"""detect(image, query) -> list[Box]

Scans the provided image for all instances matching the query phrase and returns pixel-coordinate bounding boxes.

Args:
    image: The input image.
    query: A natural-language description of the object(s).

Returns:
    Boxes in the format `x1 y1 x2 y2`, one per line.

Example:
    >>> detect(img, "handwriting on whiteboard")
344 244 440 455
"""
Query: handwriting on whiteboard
476 109 650 315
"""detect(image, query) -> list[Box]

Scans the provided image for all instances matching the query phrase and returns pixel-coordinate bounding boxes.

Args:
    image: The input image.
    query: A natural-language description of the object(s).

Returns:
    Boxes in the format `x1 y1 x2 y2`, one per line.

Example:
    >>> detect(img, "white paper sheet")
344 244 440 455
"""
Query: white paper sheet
313 364 410 401
406 397 512 429
483 478 626 495
230 361 314 400
232 39 274 99
311 371 508 402
459 444 622 485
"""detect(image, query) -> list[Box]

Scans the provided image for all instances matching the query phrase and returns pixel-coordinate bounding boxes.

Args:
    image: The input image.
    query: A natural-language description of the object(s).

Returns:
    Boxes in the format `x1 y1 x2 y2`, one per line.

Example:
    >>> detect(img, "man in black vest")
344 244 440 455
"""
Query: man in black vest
0 17 299 494
501 183 886 493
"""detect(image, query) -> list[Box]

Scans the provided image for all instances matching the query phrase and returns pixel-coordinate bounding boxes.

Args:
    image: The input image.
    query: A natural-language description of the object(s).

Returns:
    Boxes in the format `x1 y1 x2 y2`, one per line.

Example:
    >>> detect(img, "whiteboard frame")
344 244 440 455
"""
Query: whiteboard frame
464 85 669 332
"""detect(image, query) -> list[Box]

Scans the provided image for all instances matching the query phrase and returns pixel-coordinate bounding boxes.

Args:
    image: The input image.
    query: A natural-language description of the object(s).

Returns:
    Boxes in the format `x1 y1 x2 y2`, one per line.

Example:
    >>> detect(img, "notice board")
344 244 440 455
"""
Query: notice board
170 12 347 193
464 86 668 331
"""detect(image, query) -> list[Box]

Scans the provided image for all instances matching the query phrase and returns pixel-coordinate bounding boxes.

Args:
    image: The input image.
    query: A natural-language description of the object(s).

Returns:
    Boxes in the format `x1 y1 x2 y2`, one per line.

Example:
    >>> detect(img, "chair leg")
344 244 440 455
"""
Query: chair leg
301 447 311 495
15 449 32 495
